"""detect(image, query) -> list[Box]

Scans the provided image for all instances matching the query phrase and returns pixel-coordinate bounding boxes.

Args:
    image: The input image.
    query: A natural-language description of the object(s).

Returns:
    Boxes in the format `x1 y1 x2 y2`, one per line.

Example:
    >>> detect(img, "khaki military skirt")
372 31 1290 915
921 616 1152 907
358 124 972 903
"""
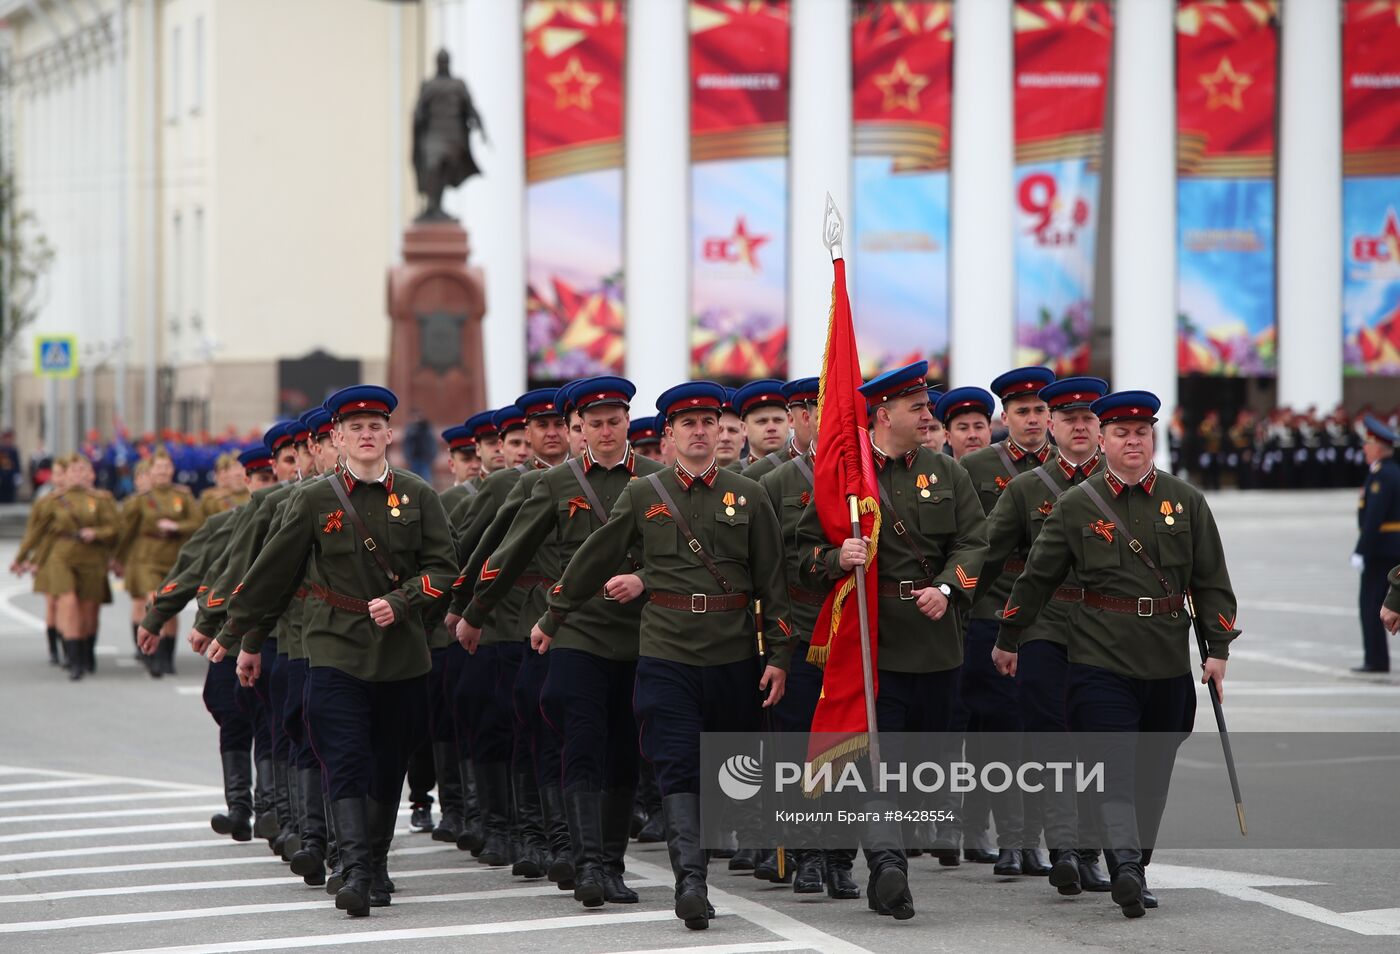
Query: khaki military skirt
48 556 111 603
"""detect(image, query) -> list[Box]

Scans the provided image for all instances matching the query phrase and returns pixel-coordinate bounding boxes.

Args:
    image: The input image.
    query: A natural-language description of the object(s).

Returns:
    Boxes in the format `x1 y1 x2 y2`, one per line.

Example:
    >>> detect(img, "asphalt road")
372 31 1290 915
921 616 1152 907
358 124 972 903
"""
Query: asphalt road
0 488 1397 954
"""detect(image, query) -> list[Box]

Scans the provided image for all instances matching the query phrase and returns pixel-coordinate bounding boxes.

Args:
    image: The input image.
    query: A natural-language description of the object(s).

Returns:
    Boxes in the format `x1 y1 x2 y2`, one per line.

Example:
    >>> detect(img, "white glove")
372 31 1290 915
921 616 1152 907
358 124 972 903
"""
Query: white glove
1351 553 1365 572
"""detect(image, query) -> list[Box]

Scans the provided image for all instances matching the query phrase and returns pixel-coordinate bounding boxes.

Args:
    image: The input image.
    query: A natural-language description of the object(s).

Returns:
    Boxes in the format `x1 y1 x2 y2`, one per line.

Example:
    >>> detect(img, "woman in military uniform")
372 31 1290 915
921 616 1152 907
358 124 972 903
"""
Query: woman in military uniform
36 455 120 680
199 452 249 519
12 456 69 665
115 451 200 676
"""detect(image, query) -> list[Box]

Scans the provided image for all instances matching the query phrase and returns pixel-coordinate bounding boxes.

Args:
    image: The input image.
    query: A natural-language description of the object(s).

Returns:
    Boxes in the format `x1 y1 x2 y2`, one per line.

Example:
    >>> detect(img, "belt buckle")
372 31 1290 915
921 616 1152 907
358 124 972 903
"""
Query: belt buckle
691 594 708 614
898 580 915 600
1137 597 1154 617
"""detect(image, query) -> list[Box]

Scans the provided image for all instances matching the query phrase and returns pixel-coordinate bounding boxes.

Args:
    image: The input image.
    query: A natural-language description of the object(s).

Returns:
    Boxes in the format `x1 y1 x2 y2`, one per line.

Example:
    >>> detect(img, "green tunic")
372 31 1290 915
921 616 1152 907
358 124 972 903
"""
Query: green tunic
742 442 800 483
1000 467 1241 680
466 448 665 661
798 444 987 673
142 507 241 631
1385 564 1400 613
219 465 457 683
757 450 818 641
540 462 794 671
959 439 1056 620
195 483 288 636
976 454 1102 651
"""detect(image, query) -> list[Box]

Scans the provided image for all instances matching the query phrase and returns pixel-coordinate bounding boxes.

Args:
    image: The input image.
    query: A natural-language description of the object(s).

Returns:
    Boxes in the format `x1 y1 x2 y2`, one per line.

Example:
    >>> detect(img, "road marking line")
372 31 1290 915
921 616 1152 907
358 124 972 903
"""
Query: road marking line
0 881 667 934
599 946 804 954
0 789 225 811
0 582 46 633
0 866 491 904
1237 600 1353 618
0 837 247 864
0 821 210 845
98 910 683 954
0 843 457 882
174 686 202 696
1227 649 1385 681
0 765 219 793
0 779 112 795
629 859 875 954
0 805 225 825
1204 685 1400 696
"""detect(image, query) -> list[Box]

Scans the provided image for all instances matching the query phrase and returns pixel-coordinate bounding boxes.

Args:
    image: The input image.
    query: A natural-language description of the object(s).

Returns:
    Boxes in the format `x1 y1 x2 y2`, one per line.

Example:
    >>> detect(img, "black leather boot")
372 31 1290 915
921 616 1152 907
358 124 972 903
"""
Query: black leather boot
159 637 176 675
253 757 278 842
474 762 513 866
662 793 709 930
993 848 1023 876
540 784 574 886
46 627 61 666
1048 848 1082 896
728 847 760 871
210 750 254 841
1141 847 1157 908
754 848 793 883
963 847 998 863
1021 847 1052 875
271 761 299 861
824 849 860 899
368 798 398 907
792 850 824 894
430 743 464 843
1105 849 1146 918
511 770 548 879
865 853 914 920
565 787 605 908
63 640 83 681
600 788 639 903
1078 848 1111 891
328 797 372 917
324 795 343 896
290 767 327 885
84 633 97 673
456 757 484 855
635 762 663 843
636 811 665 843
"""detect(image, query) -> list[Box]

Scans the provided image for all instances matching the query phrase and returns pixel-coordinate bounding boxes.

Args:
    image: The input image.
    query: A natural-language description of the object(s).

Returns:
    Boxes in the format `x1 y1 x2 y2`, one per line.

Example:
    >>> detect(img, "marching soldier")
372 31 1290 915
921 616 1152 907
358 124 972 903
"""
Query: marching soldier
537 380 793 931
1353 416 1400 673
114 449 200 677
922 389 947 454
200 452 248 519
936 387 996 461
742 377 816 481
998 390 1241 918
717 388 745 470
13 455 67 666
629 417 663 461
977 376 1113 895
799 360 988 920
733 379 792 473
1381 564 1400 636
462 376 664 908
209 385 457 918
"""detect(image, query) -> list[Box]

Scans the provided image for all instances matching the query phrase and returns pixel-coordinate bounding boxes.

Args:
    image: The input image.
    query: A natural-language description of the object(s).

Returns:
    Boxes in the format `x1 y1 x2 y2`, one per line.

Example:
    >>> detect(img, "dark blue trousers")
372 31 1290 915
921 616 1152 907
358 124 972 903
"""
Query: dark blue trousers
283 658 314 770
1016 639 1078 849
1066 664 1195 856
459 640 522 765
770 640 822 733
427 646 455 744
305 666 428 802
269 651 291 762
541 648 638 792
1360 565 1392 671
203 657 252 753
634 655 762 797
444 642 469 754
513 645 560 787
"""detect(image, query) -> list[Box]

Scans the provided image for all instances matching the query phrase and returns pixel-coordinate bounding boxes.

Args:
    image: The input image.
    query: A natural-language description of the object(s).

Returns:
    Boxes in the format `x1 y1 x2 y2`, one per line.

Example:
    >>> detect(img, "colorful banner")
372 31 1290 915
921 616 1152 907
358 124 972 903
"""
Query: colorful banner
851 1 952 380
689 0 790 380
1175 1 1278 377
1343 0 1400 375
1012 1 1112 376
523 1 626 381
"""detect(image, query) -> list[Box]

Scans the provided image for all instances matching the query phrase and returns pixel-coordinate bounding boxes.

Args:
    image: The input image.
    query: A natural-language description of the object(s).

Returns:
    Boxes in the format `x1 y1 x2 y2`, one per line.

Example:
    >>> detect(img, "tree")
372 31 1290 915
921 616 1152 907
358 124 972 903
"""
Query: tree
0 170 55 401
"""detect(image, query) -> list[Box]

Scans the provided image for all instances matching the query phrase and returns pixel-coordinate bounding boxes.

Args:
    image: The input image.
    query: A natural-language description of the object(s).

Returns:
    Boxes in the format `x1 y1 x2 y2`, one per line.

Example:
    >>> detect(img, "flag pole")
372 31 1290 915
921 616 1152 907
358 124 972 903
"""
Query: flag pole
825 192 881 770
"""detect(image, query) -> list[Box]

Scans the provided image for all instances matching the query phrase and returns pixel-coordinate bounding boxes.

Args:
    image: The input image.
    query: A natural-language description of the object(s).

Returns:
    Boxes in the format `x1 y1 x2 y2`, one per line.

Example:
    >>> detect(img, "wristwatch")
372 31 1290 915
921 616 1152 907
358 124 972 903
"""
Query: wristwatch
936 583 952 598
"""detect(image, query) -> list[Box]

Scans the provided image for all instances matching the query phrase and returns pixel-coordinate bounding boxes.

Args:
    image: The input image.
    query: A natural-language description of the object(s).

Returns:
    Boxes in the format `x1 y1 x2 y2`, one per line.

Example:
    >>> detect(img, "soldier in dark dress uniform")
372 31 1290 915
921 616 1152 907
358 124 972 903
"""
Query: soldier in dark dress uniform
1352 416 1400 673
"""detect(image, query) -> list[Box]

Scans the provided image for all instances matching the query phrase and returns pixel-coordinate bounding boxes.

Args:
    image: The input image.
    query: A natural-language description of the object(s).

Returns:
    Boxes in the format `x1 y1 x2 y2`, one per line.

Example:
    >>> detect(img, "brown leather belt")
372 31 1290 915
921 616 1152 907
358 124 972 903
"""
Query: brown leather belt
1003 557 1026 574
876 578 933 600
309 583 369 615
649 591 749 614
294 587 307 600
1083 591 1184 617
1052 585 1084 603
514 574 555 591
787 585 826 606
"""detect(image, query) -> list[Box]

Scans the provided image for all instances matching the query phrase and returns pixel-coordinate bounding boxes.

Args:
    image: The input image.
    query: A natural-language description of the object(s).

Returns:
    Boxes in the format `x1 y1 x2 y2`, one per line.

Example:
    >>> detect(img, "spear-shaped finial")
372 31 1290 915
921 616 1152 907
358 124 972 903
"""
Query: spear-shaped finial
823 192 844 261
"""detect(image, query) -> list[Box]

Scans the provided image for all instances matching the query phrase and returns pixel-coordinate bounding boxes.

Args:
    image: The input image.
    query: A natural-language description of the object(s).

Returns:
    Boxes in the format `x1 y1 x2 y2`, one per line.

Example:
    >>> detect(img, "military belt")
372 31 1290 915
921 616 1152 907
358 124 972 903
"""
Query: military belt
1083 591 1184 617
513 574 555 591
308 583 369 615
1052 585 1085 603
649 591 749 614
876 578 934 600
1003 556 1026 574
787 585 826 606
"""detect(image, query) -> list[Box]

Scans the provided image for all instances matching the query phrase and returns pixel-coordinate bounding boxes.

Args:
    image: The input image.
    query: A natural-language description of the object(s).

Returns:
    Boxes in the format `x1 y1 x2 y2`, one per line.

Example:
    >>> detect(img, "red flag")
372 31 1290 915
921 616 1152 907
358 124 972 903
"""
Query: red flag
806 254 881 775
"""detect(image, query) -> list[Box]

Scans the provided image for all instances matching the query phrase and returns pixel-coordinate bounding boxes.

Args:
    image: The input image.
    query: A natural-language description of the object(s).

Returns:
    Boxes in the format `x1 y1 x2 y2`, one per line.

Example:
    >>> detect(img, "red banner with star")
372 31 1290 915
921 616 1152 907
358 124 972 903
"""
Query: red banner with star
1343 0 1400 374
850 1 952 379
523 1 626 380
1175 1 1278 377
689 0 791 380
1012 1 1112 376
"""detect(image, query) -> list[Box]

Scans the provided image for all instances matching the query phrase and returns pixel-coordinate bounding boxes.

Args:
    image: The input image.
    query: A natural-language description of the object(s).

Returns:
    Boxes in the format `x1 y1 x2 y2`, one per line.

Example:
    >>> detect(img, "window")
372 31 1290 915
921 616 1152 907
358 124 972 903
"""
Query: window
169 25 182 121
191 17 203 114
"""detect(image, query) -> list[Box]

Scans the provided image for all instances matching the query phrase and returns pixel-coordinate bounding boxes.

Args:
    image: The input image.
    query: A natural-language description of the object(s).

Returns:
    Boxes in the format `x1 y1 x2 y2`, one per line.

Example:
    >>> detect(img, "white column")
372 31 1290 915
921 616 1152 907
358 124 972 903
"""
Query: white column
1110 0 1177 468
1277 0 1342 409
457 0 526 407
625 0 688 405
949 0 1014 386
788 0 851 379
142 0 159 432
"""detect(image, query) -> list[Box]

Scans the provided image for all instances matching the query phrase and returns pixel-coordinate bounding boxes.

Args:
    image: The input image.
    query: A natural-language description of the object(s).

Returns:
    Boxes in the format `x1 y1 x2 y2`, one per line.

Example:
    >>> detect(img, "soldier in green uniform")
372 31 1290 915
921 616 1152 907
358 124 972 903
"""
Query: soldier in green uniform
1382 564 1400 635
717 388 745 471
208 385 457 918
460 376 663 908
736 379 802 479
998 390 1241 919
978 376 1113 895
538 380 793 931
199 452 247 520
798 360 987 921
12 456 67 666
114 449 200 677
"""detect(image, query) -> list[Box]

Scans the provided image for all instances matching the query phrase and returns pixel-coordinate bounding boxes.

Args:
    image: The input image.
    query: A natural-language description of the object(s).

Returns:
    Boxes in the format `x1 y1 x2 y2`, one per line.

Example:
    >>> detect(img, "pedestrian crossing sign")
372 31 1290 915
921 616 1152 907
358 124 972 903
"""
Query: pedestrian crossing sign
34 335 78 379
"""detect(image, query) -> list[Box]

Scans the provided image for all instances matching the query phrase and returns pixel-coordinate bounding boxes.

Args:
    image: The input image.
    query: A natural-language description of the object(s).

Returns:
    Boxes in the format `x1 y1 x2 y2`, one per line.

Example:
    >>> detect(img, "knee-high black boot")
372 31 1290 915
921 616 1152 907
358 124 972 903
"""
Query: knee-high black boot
541 784 574 887
565 786 605 908
430 743 464 843
328 797 372 917
474 762 513 866
662 793 709 931
253 757 279 842
210 750 254 841
290 766 327 885
511 770 547 878
600 788 639 903
456 757 483 855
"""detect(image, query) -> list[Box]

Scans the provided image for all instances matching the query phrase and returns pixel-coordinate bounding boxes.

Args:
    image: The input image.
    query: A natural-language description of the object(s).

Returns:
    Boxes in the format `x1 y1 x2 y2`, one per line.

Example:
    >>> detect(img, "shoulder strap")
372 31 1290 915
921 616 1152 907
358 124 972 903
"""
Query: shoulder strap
791 455 814 488
566 457 610 525
876 483 936 580
461 480 479 497
1031 465 1064 499
764 451 785 471
645 473 734 593
515 462 530 474
1078 480 1175 598
993 441 1018 479
327 475 400 585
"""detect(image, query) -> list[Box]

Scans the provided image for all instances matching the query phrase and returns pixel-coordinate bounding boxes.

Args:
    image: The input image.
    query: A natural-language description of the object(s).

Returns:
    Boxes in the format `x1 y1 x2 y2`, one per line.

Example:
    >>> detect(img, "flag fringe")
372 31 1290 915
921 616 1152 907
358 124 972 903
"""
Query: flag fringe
811 495 881 672
801 733 870 799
